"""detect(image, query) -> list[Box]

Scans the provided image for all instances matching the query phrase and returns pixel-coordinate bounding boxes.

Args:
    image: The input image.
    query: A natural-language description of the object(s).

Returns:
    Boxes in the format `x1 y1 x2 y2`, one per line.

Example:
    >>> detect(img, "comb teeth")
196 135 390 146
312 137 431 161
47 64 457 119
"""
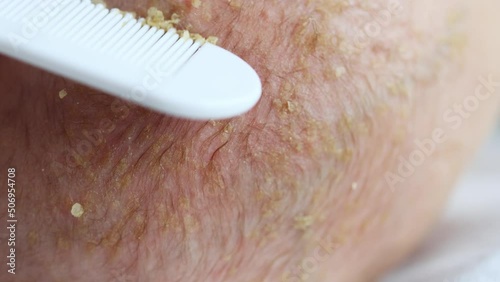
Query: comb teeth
0 0 263 120
0 0 203 74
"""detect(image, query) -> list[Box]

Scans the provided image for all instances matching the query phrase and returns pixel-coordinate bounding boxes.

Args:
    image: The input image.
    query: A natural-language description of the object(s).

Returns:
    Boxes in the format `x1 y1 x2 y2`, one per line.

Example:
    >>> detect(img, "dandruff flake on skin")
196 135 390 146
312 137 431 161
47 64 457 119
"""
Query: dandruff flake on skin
351 182 358 190
146 7 181 30
91 0 107 7
145 7 218 45
335 66 346 78
294 215 314 231
71 203 84 218
192 0 202 8
59 89 68 99
109 5 218 45
206 36 219 45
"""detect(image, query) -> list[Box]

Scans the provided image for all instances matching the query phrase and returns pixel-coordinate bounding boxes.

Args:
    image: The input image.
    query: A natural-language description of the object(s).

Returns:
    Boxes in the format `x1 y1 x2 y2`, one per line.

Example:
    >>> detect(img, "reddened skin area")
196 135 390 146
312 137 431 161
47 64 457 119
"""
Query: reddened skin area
0 0 499 282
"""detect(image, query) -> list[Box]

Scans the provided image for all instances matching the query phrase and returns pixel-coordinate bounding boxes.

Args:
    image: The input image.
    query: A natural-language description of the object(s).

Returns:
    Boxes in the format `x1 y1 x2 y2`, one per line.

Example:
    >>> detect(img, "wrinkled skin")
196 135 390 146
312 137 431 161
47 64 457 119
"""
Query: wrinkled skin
1 0 499 281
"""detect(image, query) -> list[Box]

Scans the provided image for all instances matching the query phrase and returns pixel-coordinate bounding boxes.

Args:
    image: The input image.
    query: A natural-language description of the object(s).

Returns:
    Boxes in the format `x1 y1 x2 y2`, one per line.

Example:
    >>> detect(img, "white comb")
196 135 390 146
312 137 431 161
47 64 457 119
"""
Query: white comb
0 0 262 120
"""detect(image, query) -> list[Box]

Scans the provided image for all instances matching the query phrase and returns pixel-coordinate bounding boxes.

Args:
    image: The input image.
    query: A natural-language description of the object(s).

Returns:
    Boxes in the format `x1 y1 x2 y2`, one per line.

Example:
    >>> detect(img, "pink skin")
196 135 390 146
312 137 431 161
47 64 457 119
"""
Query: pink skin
1 0 499 281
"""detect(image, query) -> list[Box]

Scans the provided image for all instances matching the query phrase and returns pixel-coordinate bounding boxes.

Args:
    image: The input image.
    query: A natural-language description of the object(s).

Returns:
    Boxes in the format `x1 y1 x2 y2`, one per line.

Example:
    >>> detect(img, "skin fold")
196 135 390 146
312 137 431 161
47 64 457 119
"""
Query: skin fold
0 0 499 281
